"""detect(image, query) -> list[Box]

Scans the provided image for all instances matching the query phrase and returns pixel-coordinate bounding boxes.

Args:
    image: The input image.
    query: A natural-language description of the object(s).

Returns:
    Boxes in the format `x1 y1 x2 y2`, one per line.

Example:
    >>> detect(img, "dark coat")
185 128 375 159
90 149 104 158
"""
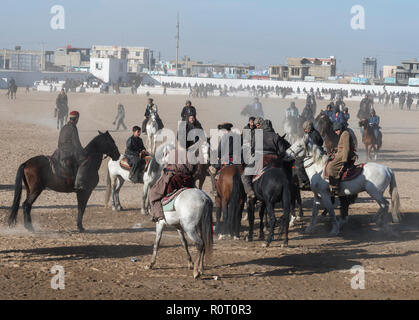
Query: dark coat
308 128 324 147
181 106 197 120
57 122 87 162
261 128 286 157
125 136 146 161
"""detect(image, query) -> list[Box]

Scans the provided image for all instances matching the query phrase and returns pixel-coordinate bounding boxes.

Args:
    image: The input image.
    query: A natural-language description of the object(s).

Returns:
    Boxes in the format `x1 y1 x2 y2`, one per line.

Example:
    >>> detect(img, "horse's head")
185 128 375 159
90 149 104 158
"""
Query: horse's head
97 130 120 161
359 119 368 128
286 135 309 161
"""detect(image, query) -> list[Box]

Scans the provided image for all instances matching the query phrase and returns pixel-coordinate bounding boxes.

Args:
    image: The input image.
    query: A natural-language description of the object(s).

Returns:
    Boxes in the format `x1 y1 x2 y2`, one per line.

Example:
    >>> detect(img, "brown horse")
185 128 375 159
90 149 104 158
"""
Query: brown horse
8 131 120 232
314 113 339 153
359 119 380 160
214 165 246 239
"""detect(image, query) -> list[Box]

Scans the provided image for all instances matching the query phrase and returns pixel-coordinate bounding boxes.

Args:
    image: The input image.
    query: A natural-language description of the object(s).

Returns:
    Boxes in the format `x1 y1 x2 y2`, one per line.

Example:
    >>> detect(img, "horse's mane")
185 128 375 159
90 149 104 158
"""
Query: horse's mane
85 132 109 153
306 137 329 165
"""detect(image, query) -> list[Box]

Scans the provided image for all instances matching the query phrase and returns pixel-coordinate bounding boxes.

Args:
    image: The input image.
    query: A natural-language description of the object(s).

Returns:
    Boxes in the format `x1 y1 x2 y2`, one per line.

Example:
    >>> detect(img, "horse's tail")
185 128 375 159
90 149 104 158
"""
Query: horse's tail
389 169 401 223
104 167 112 207
226 171 243 237
200 195 214 260
9 163 26 227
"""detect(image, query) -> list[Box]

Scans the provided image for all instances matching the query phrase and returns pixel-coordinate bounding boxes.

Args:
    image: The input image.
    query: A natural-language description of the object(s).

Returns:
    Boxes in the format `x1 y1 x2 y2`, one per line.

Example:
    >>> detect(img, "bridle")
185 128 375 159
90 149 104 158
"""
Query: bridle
288 141 314 169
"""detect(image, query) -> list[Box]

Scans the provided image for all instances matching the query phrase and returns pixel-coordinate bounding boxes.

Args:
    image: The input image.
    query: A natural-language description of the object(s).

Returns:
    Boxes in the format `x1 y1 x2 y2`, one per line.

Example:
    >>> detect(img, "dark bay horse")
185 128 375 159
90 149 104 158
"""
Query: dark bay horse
359 119 380 160
9 131 120 232
314 113 339 153
214 165 246 240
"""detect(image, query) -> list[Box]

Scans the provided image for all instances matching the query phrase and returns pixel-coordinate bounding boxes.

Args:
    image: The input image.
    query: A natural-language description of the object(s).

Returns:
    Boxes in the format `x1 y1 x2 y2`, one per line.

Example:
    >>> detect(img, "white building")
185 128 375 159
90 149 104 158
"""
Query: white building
91 45 150 73
90 57 127 84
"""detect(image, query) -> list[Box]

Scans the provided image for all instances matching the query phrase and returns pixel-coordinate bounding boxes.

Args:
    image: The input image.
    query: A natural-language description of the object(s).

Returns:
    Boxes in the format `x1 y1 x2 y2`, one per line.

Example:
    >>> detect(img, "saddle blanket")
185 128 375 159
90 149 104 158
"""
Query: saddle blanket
120 156 152 171
324 163 365 182
161 187 189 212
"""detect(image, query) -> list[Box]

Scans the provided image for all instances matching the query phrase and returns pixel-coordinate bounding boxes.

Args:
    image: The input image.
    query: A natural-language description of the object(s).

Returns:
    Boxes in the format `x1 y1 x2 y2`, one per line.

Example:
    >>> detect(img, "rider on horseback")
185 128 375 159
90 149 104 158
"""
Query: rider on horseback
286 102 299 119
327 122 357 196
368 109 382 148
55 111 89 191
55 89 69 128
149 145 197 222
125 126 149 183
142 98 163 135
295 121 324 188
241 119 287 200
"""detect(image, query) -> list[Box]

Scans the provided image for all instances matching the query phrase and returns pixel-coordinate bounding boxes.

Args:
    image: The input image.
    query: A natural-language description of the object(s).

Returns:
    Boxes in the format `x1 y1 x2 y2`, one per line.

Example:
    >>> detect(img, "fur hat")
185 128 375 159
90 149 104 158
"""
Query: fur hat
254 117 264 125
217 122 233 131
303 121 313 131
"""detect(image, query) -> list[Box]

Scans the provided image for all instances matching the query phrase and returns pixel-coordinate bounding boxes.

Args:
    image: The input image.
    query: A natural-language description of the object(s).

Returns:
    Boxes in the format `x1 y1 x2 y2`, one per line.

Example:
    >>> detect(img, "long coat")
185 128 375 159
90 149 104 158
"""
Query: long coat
327 130 356 179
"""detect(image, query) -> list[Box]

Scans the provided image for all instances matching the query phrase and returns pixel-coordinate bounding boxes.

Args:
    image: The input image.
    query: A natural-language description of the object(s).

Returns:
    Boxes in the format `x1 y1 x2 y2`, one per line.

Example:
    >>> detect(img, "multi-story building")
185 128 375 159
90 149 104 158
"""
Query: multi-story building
362 57 377 79
91 45 150 73
190 63 254 78
269 65 289 80
286 56 336 80
0 47 54 71
54 46 90 72
395 59 419 85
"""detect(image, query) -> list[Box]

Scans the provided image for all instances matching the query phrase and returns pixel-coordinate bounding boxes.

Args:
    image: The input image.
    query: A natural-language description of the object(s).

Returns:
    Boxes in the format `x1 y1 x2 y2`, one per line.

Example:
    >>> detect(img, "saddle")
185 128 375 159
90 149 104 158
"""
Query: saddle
120 155 152 171
324 161 365 182
161 187 190 212
252 155 282 183
48 153 75 186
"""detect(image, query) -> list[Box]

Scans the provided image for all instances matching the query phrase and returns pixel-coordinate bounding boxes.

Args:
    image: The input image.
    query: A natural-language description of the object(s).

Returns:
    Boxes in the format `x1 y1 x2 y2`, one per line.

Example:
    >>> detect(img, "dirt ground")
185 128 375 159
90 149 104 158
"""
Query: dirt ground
0 90 418 300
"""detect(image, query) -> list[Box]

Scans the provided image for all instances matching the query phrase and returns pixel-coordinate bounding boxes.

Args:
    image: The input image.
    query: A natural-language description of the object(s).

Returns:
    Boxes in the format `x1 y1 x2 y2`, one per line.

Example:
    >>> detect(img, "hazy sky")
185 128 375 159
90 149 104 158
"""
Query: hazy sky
1 0 418 73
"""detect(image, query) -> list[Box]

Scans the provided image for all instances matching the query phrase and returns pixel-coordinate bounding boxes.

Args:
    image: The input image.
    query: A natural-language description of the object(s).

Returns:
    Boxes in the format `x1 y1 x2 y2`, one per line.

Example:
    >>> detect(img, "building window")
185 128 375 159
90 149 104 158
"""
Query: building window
95 62 103 70
136 52 140 57
291 67 300 76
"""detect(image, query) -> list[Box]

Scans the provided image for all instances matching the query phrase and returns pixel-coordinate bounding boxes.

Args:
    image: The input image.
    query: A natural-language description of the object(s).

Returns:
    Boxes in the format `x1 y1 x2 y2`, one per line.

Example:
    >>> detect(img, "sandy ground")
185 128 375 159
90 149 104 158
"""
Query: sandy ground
0 90 418 300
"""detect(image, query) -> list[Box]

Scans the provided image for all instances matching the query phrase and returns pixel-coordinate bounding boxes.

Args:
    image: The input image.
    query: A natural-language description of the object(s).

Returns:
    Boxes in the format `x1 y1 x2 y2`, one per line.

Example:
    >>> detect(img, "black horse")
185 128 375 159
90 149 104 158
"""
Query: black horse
246 137 293 247
9 131 120 232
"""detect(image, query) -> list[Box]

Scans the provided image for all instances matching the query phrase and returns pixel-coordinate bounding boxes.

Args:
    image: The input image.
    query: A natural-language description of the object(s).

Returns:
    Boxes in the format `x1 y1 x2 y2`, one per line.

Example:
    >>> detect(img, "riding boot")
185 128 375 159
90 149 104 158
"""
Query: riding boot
329 177 340 196
150 201 165 222
241 174 255 199
74 158 90 191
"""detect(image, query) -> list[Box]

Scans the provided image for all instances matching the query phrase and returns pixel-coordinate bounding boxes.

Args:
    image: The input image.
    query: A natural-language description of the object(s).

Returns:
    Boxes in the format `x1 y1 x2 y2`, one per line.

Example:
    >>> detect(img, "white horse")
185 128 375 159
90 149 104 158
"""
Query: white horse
286 136 401 235
283 116 301 144
146 110 159 154
105 142 175 215
145 188 213 279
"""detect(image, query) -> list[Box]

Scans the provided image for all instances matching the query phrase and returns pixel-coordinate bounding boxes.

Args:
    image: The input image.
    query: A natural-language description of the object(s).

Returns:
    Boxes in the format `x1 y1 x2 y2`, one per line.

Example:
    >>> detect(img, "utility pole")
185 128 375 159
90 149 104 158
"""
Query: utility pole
175 12 179 75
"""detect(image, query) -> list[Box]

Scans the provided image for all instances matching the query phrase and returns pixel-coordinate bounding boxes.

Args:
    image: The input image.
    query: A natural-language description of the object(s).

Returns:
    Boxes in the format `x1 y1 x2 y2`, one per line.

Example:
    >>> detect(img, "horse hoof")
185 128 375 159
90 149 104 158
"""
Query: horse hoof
258 234 265 241
117 206 123 211
261 242 269 248
218 234 226 240
112 206 116 211
193 271 201 279
78 226 85 233
188 262 194 270
281 243 289 248
25 225 35 233
144 264 153 270
233 236 240 240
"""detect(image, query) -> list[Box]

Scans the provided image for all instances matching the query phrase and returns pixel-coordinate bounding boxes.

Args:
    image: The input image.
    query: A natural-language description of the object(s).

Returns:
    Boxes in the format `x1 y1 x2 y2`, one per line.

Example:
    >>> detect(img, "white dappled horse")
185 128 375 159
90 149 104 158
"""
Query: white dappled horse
145 188 214 279
286 136 401 235
105 142 175 215
146 109 159 154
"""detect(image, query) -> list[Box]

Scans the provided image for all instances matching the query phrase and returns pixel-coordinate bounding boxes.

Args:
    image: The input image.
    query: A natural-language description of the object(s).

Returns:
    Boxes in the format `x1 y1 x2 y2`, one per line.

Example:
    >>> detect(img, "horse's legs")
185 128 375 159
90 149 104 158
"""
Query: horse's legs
296 187 304 218
306 194 321 233
76 189 93 232
264 201 276 247
141 181 150 215
183 226 204 279
365 183 390 229
177 228 193 269
258 203 266 240
115 176 124 211
320 192 340 235
146 220 165 270
22 189 43 232
214 195 222 235
247 198 255 241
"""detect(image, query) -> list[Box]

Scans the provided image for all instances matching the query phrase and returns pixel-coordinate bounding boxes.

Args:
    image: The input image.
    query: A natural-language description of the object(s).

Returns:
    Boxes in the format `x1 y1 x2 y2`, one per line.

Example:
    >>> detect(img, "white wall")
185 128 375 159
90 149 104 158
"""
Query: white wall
0 70 90 87
90 58 127 84
151 75 419 94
